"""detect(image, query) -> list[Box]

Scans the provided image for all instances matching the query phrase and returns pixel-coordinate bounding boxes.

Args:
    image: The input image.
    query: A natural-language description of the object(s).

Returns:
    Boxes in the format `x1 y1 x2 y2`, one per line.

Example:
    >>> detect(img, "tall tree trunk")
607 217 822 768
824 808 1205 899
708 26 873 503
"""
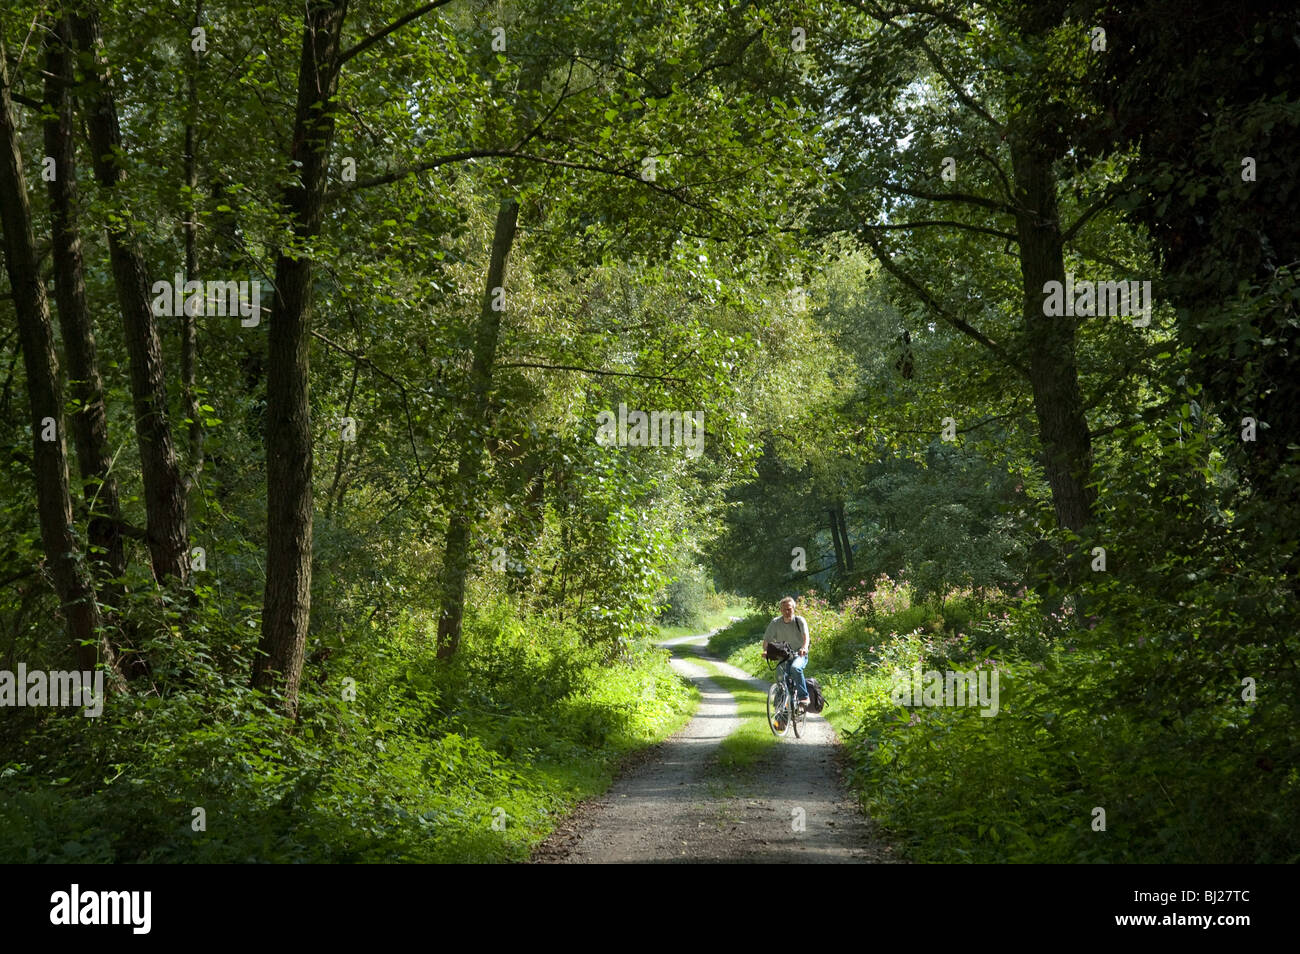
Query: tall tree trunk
251 0 348 715
71 7 190 584
828 506 845 575
181 0 204 485
836 501 853 573
1009 132 1095 533
0 35 115 676
42 19 126 593
436 198 520 660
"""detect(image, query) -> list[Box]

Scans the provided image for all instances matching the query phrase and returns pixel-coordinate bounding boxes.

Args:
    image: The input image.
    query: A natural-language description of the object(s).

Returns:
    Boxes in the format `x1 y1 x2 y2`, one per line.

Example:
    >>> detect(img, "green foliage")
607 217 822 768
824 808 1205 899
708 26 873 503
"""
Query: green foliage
1083 0 1300 509
0 599 694 862
707 249 1037 603
709 569 1300 863
1 0 1294 868
656 563 713 629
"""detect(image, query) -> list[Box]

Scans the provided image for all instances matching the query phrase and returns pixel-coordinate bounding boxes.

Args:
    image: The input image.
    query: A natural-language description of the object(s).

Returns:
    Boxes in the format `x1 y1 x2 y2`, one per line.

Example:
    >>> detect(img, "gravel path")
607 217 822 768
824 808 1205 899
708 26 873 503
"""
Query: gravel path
532 633 900 864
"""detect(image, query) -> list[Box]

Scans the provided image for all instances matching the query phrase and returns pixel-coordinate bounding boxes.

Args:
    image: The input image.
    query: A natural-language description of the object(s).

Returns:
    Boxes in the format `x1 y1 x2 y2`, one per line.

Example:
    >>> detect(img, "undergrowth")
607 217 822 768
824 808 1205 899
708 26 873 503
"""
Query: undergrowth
0 598 696 863
709 577 1300 863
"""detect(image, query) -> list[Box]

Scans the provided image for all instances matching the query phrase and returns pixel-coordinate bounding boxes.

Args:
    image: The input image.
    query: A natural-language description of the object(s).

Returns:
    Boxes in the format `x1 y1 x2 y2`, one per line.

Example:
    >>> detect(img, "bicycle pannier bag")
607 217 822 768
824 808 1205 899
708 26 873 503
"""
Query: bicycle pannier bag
805 678 827 713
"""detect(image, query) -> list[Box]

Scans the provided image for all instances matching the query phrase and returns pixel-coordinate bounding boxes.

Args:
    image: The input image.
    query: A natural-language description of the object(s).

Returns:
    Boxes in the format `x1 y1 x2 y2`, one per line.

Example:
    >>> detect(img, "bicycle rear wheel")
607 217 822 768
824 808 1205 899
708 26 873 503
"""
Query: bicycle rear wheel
791 679 804 738
767 681 789 736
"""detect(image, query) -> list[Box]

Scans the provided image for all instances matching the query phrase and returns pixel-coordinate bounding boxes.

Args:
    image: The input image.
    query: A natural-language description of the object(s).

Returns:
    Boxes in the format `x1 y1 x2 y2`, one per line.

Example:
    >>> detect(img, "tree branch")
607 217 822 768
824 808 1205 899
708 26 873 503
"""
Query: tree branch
842 0 992 128
8 90 42 109
839 0 973 35
880 0 974 35
784 562 837 584
111 519 149 541
859 219 1018 241
338 0 456 66
972 143 1015 205
331 148 513 196
329 146 729 219
497 361 686 382
882 180 1014 214
914 34 1001 131
1082 341 1170 413
845 191 1029 377
1088 421 1123 441
514 58 575 151
309 328 428 483
1061 191 1117 244
0 568 37 589
1072 246 1135 274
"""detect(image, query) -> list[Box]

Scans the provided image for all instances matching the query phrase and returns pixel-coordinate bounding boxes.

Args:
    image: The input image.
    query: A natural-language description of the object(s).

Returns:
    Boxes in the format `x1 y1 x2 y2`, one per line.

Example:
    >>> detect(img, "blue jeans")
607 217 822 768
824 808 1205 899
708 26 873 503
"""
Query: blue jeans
779 655 809 698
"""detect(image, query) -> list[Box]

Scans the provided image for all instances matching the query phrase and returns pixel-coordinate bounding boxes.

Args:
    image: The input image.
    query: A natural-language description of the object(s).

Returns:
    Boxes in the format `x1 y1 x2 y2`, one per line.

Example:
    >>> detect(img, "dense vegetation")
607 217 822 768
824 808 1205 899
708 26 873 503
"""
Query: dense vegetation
3 604 696 861
1 0 1296 863
711 577 1299 863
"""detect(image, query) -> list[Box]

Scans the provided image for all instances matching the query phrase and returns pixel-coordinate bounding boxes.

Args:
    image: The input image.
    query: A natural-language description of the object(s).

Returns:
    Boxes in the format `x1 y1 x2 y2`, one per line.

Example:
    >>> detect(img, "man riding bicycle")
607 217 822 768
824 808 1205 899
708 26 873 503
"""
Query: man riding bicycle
761 596 811 707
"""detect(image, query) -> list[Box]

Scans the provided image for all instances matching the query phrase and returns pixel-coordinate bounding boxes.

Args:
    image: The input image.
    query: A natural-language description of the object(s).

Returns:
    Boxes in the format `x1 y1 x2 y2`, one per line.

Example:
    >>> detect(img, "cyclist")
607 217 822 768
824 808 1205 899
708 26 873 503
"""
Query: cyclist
761 596 811 707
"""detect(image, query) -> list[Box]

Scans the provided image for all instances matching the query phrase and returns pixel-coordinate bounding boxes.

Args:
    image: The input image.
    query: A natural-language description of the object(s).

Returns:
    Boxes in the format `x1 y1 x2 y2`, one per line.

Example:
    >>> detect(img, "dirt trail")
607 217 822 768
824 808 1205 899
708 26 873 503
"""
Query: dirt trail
532 632 900 864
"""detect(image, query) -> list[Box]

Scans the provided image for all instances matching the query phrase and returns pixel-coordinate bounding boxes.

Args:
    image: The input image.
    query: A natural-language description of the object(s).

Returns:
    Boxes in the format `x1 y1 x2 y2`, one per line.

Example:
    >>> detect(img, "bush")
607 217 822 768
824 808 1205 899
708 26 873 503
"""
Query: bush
708 575 1300 863
0 596 696 863
656 564 710 628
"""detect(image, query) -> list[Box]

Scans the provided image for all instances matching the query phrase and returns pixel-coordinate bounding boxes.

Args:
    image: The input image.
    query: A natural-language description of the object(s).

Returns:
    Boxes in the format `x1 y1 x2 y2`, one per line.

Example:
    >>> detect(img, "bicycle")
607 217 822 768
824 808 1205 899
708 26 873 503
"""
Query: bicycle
763 643 806 738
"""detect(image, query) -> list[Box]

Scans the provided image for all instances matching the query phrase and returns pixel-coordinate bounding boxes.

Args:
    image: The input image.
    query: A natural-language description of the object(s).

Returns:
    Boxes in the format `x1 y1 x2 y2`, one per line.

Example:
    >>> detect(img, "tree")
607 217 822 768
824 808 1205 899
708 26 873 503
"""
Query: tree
0 32 115 675
72 5 190 585
807 0 1146 536
434 197 518 659
42 17 127 595
1081 0 1300 542
251 0 350 714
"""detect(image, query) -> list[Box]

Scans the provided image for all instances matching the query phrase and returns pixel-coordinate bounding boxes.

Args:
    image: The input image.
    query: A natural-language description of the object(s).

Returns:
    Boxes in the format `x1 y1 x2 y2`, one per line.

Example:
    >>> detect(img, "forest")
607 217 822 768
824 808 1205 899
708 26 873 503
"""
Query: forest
0 0 1296 864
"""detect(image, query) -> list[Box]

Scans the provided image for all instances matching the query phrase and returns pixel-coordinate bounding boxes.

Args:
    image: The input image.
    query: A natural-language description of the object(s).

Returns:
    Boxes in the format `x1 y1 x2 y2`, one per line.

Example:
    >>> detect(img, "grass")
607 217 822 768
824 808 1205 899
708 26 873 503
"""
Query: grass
673 642 776 773
713 673 780 771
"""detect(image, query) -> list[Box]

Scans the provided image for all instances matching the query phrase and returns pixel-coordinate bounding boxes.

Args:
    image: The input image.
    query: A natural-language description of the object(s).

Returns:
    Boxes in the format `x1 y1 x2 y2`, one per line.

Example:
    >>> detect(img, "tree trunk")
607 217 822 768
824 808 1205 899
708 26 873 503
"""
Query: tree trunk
71 7 190 584
43 20 126 592
251 0 348 715
436 198 520 660
0 35 113 675
181 0 204 485
836 501 853 573
1009 133 1095 533
828 506 845 575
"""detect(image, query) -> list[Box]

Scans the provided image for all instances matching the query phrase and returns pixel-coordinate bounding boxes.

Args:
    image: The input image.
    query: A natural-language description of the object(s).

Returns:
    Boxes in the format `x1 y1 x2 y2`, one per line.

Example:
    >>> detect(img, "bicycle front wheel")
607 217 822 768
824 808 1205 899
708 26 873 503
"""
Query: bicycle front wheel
791 684 804 739
767 682 789 736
